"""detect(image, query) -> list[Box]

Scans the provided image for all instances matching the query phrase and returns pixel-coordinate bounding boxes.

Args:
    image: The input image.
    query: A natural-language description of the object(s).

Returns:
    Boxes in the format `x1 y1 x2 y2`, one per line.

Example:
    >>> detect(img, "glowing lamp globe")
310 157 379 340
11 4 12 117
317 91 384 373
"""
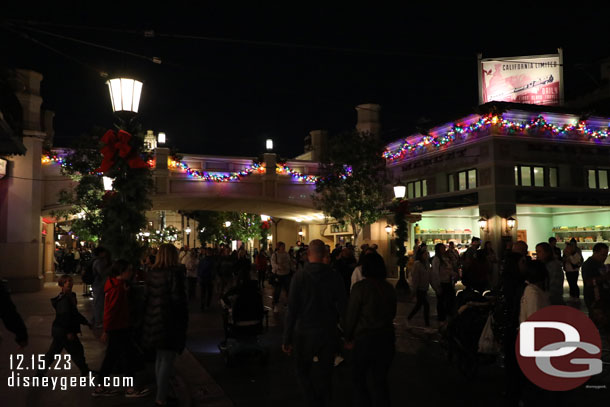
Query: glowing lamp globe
394 185 406 199
106 77 143 113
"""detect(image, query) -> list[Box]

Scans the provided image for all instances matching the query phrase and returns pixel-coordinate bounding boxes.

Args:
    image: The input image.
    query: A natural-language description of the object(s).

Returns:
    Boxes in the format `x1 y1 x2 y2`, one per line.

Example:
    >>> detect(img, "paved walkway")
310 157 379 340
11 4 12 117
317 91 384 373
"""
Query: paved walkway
0 280 233 407
1 276 607 407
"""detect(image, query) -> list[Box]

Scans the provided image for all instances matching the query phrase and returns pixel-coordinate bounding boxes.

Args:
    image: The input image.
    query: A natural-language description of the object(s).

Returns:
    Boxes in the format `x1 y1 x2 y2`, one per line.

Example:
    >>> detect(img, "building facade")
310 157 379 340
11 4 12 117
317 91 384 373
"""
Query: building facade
386 102 610 260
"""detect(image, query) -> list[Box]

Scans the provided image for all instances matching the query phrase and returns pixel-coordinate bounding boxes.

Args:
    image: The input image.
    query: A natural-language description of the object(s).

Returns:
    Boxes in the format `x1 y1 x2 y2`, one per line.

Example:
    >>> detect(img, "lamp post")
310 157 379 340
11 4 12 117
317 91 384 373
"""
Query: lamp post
393 183 409 295
100 75 151 261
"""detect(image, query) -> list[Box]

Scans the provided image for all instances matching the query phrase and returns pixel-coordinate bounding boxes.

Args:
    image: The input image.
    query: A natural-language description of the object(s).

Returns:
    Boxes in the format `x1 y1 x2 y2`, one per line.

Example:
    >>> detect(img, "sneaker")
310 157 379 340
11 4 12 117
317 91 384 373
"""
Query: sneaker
334 355 344 367
125 387 151 398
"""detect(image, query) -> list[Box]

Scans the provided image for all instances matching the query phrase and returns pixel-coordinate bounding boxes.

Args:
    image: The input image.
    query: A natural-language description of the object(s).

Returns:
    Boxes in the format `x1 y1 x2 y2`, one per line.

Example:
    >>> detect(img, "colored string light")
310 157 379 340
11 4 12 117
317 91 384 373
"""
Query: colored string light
384 114 610 162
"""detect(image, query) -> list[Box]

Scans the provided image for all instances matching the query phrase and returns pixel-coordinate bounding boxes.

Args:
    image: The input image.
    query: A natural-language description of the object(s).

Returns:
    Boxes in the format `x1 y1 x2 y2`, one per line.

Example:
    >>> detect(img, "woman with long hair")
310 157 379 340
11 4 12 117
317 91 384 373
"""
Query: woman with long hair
142 244 188 406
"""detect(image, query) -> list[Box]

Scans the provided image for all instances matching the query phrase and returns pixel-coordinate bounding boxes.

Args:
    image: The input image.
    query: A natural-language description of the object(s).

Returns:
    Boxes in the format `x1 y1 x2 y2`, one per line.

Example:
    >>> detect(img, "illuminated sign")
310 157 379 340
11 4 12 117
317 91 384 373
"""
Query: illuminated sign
479 51 563 106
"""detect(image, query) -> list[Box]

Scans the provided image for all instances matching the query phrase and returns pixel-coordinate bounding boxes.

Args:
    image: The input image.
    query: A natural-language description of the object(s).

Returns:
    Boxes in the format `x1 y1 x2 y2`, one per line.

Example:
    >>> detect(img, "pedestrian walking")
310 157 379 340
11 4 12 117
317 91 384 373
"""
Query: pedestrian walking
407 246 431 327
93 260 149 397
271 242 292 313
562 242 583 302
185 249 199 300
282 240 347 407
38 275 91 377
142 244 189 407
197 248 216 310
535 242 564 305
344 252 396 407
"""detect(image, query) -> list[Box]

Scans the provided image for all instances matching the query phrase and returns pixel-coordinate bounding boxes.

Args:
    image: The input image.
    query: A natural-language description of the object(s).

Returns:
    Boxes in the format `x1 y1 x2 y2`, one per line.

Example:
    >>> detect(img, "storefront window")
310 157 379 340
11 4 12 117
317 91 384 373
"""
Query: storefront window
549 167 558 187
448 174 455 192
408 182 414 199
534 167 544 187
521 166 532 186
422 179 427 196
415 181 421 198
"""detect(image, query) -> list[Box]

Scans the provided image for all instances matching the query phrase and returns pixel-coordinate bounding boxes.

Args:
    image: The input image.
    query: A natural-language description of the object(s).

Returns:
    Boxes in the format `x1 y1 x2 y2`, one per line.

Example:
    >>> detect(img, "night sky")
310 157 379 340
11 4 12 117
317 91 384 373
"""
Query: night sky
2 5 610 158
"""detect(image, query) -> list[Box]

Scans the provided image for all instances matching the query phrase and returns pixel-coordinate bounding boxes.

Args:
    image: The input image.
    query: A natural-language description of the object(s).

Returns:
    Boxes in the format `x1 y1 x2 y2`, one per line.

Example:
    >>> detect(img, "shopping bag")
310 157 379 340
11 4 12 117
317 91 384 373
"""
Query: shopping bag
478 314 501 354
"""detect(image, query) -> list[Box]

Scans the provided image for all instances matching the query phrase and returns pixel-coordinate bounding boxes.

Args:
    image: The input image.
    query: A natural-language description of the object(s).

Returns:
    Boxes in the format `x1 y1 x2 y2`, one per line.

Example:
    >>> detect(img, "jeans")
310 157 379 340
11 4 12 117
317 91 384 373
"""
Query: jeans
294 333 336 407
187 277 198 300
352 332 395 407
565 271 580 298
98 329 134 386
41 334 89 376
408 290 430 326
437 283 455 322
200 280 214 309
155 349 177 403
273 274 291 305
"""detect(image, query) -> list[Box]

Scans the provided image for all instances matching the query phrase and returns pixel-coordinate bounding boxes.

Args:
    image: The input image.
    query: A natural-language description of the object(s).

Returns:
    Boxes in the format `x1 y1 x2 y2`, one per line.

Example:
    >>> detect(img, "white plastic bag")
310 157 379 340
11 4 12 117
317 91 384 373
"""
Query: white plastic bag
478 314 501 354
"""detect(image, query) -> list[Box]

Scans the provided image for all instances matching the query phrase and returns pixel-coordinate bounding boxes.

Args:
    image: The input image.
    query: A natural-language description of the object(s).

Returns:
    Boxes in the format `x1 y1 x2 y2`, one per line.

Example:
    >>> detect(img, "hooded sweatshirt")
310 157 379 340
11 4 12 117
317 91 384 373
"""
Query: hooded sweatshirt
103 276 130 332
283 262 347 345
51 292 89 338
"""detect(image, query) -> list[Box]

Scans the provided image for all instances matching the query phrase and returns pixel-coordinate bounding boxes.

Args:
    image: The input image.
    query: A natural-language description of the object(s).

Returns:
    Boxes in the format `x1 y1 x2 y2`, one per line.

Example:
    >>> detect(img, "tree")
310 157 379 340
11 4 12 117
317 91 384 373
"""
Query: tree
189 211 263 247
314 131 389 246
51 127 106 243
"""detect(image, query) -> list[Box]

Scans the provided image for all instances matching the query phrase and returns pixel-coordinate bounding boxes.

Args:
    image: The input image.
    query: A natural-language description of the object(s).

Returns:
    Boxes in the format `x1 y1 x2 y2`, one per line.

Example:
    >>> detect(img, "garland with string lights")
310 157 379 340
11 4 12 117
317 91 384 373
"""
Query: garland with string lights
384 114 610 162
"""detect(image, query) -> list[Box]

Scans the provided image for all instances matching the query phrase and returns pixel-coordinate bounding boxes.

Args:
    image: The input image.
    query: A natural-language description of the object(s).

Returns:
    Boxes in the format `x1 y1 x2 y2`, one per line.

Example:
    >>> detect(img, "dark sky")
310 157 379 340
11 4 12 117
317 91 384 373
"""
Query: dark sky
3 4 610 158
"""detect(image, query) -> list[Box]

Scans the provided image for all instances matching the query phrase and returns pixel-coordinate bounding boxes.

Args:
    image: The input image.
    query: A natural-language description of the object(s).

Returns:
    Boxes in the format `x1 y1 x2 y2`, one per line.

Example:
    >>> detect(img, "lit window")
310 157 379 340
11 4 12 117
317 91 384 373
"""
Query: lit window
408 182 414 199
521 166 532 187
422 180 427 196
534 167 544 187
449 174 455 192
458 172 467 191
549 168 558 187
599 170 608 189
415 182 421 198
589 170 597 189
514 166 519 185
468 169 477 188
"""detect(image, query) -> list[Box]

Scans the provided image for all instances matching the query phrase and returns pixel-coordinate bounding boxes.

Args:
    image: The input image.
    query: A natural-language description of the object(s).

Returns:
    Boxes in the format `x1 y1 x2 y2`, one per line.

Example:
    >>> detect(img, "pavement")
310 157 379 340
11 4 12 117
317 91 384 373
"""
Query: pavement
1 274 608 407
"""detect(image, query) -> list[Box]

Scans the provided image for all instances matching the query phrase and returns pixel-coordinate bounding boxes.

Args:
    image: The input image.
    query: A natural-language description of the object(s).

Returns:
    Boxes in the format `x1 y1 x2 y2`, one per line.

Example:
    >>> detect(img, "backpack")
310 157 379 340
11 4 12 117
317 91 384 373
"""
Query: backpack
81 260 95 285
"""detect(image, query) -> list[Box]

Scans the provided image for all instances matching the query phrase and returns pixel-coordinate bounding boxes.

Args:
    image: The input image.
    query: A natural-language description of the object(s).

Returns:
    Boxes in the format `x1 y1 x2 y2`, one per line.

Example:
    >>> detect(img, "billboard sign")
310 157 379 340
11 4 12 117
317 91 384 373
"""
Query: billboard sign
479 51 563 106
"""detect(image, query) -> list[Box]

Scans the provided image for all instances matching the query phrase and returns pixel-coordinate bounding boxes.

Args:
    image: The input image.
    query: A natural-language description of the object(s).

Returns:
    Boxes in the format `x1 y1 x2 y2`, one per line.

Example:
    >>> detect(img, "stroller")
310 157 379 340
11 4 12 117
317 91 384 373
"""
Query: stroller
442 287 498 378
218 280 269 367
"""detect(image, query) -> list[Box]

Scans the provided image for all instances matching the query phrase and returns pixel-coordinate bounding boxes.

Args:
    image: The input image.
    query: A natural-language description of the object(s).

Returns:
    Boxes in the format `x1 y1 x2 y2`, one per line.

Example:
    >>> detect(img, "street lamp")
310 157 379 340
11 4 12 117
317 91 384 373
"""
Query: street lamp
392 182 409 295
266 138 274 151
224 221 231 228
106 77 143 113
394 184 406 199
506 216 516 231
478 217 488 232
157 132 166 144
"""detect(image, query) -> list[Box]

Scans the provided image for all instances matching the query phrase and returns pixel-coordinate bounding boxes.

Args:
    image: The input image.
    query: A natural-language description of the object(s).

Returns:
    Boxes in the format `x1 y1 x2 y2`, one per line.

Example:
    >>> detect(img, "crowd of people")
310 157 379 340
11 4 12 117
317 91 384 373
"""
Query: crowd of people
1 235 608 407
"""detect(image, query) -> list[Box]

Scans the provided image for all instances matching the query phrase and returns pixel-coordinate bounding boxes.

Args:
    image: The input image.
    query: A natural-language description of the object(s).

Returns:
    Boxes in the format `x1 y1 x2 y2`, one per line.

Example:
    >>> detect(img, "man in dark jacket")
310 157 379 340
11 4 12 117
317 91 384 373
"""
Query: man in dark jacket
282 239 347 407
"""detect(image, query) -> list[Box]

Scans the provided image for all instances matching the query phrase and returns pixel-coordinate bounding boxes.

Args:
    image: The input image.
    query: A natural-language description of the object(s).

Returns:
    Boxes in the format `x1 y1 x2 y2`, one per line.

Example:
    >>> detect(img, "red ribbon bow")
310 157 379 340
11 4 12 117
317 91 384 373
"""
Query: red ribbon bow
96 129 148 173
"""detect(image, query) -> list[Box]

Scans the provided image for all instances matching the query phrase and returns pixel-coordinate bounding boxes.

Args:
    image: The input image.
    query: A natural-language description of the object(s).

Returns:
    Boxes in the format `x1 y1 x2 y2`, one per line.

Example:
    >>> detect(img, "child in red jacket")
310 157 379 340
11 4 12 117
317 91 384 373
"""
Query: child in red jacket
92 260 149 397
